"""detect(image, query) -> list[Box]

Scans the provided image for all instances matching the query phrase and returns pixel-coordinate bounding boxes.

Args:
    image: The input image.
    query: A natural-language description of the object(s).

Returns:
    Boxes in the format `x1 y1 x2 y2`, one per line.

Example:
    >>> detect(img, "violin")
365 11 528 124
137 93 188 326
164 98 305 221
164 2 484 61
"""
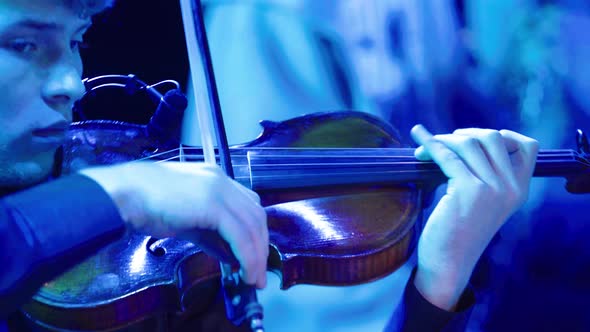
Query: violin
20 109 590 331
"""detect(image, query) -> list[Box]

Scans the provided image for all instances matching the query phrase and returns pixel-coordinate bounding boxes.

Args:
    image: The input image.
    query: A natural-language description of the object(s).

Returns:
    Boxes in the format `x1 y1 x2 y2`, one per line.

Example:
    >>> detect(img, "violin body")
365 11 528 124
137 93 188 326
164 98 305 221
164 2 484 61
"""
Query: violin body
21 111 424 331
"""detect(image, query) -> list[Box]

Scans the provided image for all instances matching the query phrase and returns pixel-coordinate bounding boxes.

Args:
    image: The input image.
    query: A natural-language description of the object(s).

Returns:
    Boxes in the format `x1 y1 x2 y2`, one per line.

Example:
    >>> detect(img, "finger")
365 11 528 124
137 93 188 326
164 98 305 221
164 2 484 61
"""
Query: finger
232 182 269 258
225 182 268 254
411 124 432 161
411 125 473 180
206 167 268 287
499 129 539 182
429 133 498 185
224 207 267 289
233 180 262 205
216 206 265 288
453 128 517 188
222 185 268 287
414 145 431 161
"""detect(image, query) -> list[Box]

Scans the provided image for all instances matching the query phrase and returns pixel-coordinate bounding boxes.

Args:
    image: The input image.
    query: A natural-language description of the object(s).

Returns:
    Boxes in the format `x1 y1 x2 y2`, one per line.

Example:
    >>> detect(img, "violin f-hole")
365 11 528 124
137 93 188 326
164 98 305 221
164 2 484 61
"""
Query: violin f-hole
147 237 167 257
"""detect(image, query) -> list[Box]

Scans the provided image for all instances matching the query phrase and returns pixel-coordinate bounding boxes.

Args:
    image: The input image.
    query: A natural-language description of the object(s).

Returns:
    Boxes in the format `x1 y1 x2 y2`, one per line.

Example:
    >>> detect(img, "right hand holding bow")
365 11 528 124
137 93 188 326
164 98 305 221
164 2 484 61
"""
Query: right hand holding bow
80 162 269 289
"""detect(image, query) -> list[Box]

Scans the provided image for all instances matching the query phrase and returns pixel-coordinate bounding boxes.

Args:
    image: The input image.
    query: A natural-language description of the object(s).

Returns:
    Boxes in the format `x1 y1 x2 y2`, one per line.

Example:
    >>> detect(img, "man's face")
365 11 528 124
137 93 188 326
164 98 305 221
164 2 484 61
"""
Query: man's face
0 0 87 188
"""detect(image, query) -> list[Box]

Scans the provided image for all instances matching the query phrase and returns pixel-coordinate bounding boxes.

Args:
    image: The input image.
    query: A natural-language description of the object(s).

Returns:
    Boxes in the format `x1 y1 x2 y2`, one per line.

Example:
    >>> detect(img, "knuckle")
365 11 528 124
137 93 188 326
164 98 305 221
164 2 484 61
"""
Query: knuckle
526 138 540 151
483 130 502 142
428 135 444 148
424 136 444 153
468 177 488 193
510 185 527 205
453 127 475 135
499 129 516 137
488 182 503 195
503 187 519 205
498 183 527 208
470 178 502 199
462 136 479 148
441 149 461 164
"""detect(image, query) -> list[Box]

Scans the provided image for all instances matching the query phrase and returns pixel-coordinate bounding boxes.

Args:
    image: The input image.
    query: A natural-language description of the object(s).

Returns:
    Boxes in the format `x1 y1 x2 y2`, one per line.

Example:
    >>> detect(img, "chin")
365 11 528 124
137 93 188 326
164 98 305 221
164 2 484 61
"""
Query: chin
0 153 57 189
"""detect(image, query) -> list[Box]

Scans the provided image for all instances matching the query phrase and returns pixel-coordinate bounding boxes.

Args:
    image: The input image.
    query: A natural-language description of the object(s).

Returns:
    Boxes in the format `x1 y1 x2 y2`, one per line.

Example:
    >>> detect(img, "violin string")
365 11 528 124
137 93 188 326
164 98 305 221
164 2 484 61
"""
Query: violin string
145 151 578 161
141 147 576 158
136 148 584 168
133 149 585 186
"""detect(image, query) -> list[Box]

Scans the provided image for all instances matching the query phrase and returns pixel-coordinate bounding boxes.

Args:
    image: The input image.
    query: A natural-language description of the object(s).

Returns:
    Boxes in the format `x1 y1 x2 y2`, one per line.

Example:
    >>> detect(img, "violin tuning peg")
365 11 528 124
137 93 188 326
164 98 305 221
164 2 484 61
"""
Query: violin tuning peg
576 129 590 155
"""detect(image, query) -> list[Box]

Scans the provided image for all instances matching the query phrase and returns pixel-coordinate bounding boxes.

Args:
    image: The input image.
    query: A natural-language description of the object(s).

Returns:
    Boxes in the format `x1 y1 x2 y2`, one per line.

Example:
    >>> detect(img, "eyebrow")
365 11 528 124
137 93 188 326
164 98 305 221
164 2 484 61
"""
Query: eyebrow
9 19 91 34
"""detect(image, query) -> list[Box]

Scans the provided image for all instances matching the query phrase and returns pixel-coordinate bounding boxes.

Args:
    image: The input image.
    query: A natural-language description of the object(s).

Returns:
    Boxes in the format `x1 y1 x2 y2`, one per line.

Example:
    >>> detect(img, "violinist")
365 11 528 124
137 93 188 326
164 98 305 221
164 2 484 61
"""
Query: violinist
0 0 267 329
0 1 542 332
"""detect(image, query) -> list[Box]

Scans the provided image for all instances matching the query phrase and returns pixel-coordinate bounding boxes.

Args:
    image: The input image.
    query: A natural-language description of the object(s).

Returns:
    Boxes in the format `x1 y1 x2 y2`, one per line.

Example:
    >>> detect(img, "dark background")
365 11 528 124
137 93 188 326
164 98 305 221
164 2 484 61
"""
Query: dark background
78 0 189 124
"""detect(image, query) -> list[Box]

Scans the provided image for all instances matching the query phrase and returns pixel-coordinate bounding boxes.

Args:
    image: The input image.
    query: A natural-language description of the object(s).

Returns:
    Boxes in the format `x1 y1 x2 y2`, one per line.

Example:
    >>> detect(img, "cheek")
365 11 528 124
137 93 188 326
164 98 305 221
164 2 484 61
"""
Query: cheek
0 104 21 148
0 92 44 161
0 51 33 84
0 57 43 130
0 97 38 147
0 59 40 114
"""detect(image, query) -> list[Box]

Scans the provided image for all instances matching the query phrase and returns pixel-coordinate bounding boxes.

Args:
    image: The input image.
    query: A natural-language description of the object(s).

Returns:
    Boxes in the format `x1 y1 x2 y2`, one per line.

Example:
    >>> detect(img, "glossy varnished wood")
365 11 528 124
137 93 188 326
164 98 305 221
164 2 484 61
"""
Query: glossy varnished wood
244 112 420 288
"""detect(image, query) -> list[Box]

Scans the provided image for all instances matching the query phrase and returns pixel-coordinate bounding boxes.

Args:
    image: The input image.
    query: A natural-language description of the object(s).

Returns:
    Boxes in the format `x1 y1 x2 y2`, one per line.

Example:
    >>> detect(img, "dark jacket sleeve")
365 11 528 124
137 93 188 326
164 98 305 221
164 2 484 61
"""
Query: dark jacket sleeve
384 268 475 332
0 175 125 318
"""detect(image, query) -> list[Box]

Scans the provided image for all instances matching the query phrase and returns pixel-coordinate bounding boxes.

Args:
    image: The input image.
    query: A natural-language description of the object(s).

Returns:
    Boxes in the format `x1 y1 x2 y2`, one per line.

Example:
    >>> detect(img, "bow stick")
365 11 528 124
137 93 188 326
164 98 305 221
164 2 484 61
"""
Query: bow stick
179 1 264 331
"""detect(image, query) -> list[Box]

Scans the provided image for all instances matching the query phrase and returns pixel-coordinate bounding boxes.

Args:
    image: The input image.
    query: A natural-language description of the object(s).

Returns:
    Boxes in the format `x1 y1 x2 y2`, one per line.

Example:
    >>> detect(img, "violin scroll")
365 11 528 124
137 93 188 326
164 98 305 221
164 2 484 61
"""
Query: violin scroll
576 129 590 155
565 129 590 193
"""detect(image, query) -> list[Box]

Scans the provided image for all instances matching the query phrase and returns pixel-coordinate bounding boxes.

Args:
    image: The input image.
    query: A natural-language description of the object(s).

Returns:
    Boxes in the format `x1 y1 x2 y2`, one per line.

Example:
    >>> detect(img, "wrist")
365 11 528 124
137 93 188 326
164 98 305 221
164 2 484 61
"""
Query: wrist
78 164 144 229
413 265 472 311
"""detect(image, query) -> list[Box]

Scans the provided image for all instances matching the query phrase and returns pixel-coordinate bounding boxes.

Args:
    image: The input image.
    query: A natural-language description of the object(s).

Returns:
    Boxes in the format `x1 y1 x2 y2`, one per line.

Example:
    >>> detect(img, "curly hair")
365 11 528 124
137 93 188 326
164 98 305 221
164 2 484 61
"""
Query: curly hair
64 0 115 18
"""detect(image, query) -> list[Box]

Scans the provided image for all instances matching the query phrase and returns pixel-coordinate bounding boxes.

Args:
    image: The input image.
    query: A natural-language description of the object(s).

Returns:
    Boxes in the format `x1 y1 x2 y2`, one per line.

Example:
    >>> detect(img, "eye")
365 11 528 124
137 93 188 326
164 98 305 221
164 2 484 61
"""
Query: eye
8 39 38 54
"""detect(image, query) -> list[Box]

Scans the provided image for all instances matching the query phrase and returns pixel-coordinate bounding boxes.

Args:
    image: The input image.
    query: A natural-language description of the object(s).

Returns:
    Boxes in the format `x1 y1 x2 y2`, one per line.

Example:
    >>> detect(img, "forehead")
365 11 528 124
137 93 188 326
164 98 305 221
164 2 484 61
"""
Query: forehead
0 0 89 32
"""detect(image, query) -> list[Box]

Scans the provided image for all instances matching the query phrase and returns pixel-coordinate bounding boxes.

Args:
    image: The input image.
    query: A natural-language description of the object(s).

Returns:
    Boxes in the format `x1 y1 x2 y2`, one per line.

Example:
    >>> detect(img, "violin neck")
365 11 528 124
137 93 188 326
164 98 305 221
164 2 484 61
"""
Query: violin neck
239 148 588 191
533 149 589 177
168 147 587 191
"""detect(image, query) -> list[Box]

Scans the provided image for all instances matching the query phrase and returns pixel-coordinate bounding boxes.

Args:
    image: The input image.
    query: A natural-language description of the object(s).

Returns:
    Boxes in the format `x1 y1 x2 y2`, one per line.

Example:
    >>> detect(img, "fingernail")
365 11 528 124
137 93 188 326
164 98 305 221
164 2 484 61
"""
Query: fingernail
411 124 433 145
411 124 428 137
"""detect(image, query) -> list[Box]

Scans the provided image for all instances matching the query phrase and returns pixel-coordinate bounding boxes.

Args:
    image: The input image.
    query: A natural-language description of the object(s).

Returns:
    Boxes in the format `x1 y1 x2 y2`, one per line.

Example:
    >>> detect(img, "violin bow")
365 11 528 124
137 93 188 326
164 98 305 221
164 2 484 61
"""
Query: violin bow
179 1 264 331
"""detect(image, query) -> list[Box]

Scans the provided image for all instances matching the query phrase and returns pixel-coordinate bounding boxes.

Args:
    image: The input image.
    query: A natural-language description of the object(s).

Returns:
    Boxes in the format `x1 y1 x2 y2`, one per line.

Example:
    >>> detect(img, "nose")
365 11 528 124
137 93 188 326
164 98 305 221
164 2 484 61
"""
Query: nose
41 62 85 118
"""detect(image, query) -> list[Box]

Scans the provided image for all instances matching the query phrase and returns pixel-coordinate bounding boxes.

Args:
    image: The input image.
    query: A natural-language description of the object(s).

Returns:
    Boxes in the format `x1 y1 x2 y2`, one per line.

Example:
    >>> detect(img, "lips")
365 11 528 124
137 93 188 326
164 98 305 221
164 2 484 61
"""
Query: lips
34 121 68 133
30 122 69 149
